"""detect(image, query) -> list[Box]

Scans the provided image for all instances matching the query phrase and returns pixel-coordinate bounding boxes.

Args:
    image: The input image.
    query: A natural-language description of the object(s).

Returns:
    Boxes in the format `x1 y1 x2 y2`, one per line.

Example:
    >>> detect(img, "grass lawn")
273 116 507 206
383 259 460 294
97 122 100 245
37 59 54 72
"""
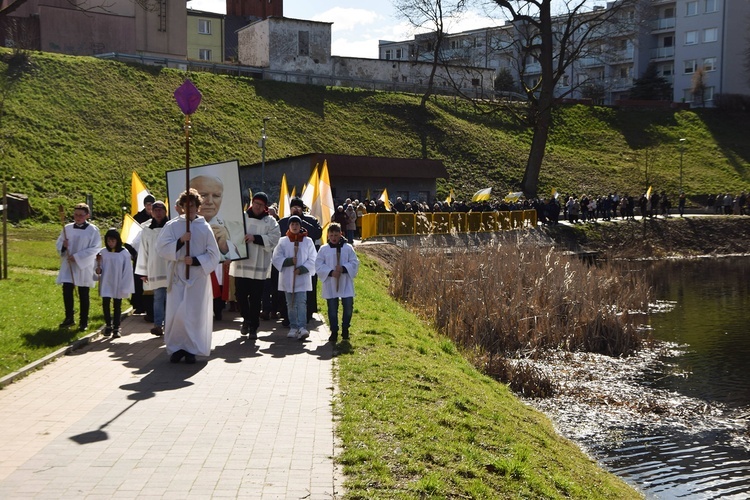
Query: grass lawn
0 224 107 377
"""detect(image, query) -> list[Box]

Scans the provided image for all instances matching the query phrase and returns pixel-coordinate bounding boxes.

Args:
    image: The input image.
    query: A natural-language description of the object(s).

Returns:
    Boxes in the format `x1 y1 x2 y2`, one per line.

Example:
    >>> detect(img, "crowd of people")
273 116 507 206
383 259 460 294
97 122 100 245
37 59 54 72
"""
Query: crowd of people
55 193 360 365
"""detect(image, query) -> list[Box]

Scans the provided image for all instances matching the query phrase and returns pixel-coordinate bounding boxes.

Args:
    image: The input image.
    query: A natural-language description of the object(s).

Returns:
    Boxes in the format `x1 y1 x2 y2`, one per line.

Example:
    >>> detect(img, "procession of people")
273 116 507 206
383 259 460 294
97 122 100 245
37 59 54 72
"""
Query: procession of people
56 190 360 364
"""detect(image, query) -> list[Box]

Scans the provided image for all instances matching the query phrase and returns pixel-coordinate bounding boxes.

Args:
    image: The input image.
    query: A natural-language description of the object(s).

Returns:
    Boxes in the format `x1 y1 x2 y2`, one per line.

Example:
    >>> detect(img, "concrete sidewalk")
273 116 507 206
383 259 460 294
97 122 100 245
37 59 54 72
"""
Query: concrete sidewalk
0 312 343 499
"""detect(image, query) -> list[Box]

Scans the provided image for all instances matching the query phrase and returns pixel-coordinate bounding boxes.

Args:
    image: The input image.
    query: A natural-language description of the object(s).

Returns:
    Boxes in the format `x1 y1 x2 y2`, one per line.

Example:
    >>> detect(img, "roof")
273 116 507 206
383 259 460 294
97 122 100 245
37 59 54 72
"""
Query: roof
260 153 448 179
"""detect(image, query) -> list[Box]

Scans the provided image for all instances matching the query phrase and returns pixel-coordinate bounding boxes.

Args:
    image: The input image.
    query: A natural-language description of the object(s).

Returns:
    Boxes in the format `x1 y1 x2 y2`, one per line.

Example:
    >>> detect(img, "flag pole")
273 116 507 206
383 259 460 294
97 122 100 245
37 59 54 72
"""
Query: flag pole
174 79 202 279
184 114 191 279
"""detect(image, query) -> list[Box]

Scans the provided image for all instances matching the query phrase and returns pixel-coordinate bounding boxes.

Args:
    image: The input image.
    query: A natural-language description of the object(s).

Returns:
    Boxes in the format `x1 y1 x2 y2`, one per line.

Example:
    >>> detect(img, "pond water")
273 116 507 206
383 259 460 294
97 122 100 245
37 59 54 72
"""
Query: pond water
529 256 750 499
607 257 750 499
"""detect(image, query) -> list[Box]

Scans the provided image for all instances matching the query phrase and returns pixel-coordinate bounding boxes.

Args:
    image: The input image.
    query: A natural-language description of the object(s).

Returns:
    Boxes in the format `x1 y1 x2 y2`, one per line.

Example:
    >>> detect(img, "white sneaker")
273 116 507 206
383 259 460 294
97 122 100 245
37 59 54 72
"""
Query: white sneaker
297 328 310 340
287 328 299 338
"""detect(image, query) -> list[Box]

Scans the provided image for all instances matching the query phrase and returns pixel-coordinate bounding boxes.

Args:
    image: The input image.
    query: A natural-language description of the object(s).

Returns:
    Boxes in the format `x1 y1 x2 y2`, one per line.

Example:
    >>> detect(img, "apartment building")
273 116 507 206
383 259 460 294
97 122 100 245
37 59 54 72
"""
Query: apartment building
379 0 750 106
187 9 224 62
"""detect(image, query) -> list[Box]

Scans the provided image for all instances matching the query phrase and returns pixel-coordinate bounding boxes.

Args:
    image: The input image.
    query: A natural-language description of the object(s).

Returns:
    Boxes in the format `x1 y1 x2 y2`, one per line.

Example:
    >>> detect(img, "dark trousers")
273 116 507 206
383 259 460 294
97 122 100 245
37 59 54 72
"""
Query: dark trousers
62 282 90 325
235 277 264 331
102 297 122 329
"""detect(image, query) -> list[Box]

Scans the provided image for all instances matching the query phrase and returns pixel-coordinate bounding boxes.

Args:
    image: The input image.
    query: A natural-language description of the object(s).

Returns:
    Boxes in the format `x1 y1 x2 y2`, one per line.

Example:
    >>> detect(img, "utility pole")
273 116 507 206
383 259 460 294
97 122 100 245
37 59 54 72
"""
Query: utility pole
259 117 271 191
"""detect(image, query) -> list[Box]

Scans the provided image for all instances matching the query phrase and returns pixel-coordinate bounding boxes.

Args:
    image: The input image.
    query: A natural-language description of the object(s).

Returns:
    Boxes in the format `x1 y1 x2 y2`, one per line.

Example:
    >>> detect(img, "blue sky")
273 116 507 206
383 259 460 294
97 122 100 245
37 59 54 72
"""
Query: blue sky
186 0 507 59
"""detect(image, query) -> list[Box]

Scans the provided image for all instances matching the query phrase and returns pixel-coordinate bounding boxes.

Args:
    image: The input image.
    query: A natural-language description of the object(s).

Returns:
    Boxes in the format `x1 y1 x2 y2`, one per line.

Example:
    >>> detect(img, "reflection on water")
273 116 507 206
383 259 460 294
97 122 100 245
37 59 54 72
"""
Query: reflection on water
604 257 750 499
528 257 750 499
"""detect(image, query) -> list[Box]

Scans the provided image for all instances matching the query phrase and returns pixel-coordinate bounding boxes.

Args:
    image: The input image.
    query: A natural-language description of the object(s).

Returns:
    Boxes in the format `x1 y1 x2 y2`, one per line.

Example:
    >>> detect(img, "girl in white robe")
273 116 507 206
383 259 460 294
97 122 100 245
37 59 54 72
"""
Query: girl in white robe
95 229 135 338
156 190 221 363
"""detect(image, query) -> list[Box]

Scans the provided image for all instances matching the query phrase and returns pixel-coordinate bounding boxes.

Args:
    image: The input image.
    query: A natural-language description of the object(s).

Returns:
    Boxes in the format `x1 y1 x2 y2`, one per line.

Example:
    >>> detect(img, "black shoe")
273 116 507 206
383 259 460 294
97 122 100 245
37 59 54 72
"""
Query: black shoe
328 332 338 343
342 329 350 340
79 324 88 332
150 326 163 336
103 326 112 337
247 330 258 340
281 318 290 327
170 350 186 363
185 353 196 364
240 324 249 335
112 329 121 338
59 318 75 328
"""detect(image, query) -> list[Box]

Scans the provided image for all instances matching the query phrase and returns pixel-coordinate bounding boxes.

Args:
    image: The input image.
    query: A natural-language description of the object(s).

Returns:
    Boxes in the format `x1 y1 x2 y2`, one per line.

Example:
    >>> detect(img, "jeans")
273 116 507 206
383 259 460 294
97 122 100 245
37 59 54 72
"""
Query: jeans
326 296 353 334
153 287 166 327
285 291 307 329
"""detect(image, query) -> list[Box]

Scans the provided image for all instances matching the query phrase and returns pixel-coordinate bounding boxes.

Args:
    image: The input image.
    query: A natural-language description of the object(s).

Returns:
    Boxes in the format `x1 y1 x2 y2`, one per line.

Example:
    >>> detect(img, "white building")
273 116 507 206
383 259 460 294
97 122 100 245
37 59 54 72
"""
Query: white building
379 0 750 106
238 17 495 98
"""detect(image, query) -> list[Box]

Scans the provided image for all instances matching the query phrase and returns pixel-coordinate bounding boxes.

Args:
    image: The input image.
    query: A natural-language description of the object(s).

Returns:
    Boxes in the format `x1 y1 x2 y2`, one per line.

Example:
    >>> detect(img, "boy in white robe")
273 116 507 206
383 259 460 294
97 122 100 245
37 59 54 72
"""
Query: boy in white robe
315 223 360 342
272 215 317 340
56 202 101 331
156 189 221 364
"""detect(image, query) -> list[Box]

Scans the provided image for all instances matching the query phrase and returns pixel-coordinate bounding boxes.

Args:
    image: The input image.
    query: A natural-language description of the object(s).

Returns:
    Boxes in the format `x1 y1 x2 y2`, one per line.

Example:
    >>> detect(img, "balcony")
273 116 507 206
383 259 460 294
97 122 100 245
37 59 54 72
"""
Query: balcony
579 56 605 68
611 48 634 62
651 17 676 31
650 46 675 60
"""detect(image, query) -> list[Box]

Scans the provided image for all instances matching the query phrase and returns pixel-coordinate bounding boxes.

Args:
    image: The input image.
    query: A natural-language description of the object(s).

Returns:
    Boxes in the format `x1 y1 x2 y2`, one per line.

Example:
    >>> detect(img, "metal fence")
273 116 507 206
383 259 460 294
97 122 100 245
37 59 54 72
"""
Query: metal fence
360 210 538 240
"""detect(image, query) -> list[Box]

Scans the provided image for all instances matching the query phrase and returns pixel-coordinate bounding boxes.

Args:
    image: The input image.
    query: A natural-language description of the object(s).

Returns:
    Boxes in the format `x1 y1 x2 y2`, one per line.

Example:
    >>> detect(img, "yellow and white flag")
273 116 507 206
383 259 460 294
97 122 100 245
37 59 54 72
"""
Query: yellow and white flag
646 186 652 199
120 213 142 247
301 164 319 211
319 160 335 228
471 187 492 202
130 171 150 215
505 191 524 202
445 188 454 204
278 174 290 219
379 188 392 211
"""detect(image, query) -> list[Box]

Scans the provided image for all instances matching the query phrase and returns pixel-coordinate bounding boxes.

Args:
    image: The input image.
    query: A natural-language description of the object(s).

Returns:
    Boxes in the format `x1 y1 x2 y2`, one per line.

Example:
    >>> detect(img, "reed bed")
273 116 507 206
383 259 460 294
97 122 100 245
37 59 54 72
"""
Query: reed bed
390 243 651 396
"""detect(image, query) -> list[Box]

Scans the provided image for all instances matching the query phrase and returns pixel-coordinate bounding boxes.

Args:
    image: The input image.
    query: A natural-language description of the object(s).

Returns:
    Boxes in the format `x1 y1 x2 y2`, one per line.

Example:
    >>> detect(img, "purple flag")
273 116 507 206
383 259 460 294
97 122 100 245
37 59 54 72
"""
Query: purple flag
174 79 202 115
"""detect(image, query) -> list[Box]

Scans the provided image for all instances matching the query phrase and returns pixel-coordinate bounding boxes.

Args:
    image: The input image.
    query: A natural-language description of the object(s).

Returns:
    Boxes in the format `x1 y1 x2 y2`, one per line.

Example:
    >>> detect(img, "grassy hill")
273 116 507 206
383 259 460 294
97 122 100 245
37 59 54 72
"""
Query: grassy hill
1 49 749 222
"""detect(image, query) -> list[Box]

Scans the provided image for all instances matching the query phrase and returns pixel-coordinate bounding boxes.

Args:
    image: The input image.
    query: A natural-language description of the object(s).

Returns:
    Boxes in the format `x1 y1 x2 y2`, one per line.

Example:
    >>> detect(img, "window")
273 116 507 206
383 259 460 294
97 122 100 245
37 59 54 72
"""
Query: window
198 49 211 61
619 67 630 78
683 89 694 102
705 0 717 13
686 1 698 16
703 57 716 71
704 86 714 101
396 48 403 59
384 50 391 60
664 7 674 17
659 63 673 76
685 30 698 45
198 19 211 35
298 30 309 56
703 28 718 42
663 36 673 47
684 59 698 74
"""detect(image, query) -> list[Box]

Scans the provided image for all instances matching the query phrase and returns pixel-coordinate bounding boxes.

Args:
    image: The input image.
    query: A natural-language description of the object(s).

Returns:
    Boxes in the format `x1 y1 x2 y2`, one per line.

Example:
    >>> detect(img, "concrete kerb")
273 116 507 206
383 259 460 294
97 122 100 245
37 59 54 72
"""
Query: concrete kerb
0 307 136 389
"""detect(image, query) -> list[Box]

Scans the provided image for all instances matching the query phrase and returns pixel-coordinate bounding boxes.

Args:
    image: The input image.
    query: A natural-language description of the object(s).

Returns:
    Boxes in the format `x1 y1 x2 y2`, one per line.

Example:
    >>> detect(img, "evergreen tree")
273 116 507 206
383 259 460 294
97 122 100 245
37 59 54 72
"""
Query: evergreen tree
629 62 672 100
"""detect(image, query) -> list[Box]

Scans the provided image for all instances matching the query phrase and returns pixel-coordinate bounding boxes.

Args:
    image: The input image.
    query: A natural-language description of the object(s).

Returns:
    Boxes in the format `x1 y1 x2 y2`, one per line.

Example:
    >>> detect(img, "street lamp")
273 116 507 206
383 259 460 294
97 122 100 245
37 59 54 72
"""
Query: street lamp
679 138 686 192
259 117 271 191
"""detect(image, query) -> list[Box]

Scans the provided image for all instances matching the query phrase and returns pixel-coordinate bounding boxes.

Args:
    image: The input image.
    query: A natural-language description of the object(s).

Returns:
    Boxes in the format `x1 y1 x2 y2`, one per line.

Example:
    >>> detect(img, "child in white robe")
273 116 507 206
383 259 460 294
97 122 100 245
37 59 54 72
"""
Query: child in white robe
95 229 135 338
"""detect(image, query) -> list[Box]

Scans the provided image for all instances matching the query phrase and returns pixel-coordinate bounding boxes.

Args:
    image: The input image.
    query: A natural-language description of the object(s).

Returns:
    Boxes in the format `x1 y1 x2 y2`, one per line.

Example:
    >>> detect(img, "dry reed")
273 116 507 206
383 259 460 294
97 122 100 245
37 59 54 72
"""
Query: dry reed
390 243 652 396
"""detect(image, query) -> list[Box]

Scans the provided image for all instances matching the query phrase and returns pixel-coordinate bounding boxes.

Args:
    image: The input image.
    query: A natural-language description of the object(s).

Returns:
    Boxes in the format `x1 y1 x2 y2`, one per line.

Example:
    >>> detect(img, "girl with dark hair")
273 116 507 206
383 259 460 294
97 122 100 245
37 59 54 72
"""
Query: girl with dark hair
95 228 135 338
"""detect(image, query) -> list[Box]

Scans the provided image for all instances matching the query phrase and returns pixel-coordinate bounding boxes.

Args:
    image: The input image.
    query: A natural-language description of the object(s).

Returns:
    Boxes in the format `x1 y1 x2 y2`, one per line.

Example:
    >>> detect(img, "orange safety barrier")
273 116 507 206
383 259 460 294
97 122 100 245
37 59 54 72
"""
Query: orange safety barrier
360 210 537 240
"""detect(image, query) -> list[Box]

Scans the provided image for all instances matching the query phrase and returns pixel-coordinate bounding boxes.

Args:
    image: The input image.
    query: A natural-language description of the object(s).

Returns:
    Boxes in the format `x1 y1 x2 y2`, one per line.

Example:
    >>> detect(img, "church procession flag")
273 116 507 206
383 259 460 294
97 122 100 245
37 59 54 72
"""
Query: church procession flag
278 174 290 219
130 171 151 216
505 191 524 202
379 188 392 211
300 164 319 212
445 188 454 204
471 187 492 202
120 213 142 247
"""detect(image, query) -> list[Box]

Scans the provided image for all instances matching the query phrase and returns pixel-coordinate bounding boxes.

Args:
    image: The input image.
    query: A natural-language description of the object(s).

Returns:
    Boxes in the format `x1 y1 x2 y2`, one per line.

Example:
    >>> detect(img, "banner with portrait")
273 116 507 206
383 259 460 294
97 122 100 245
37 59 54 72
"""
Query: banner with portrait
166 160 247 261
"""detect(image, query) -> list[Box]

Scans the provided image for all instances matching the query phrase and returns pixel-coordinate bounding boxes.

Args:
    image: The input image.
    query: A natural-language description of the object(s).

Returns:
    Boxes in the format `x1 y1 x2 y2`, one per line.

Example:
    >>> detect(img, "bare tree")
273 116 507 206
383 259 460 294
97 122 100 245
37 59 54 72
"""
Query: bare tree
394 0 469 108
490 0 639 198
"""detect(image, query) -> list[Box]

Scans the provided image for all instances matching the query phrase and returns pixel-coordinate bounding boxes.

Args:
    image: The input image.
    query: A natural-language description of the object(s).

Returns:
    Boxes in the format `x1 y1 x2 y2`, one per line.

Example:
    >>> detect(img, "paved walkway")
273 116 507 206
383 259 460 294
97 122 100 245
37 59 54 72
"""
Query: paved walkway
0 312 343 499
